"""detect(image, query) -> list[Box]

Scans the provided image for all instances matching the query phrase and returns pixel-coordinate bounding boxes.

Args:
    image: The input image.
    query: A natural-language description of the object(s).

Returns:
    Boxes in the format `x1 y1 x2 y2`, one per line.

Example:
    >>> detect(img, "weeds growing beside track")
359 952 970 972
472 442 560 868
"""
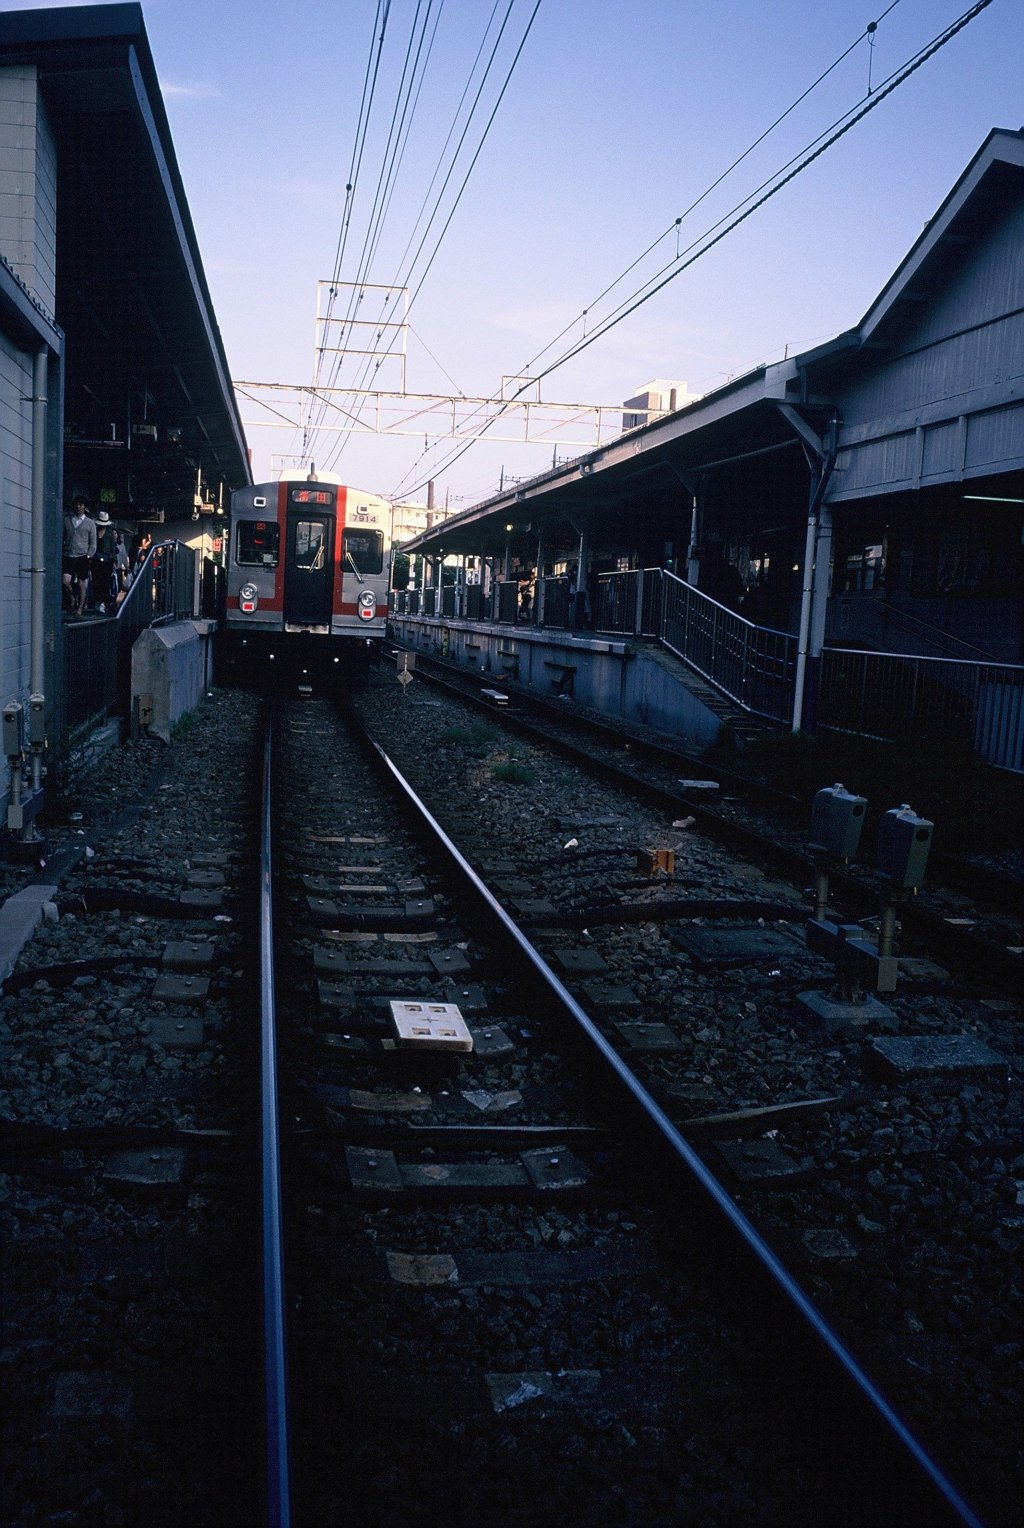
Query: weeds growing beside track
441 722 500 758
490 755 536 786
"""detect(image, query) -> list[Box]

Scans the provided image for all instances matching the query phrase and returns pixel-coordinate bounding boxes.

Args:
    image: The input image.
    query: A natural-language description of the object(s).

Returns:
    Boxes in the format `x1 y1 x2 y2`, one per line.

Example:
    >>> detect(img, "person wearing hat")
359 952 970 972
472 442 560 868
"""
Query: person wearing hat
92 509 117 613
63 495 97 617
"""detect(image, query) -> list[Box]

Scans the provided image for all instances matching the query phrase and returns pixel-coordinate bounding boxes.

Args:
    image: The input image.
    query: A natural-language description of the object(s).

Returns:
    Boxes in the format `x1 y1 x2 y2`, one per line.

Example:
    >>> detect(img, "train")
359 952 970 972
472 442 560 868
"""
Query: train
222 471 391 680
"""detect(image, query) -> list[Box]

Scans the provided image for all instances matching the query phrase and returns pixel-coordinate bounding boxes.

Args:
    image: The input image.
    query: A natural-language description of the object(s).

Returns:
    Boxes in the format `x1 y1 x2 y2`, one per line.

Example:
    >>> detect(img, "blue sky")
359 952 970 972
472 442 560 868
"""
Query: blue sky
11 0 1024 507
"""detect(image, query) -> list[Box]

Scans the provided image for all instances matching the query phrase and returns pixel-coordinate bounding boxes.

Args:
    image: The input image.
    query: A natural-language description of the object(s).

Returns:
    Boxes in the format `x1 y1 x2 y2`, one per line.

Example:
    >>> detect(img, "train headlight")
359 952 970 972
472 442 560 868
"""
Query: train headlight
239 582 258 612
357 590 376 621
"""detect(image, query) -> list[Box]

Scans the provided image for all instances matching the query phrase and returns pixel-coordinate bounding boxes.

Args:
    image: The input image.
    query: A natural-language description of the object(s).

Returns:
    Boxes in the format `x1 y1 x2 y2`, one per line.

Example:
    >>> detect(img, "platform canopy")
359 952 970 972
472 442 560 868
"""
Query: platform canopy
403 128 1024 576
0 2 251 517
401 362 828 571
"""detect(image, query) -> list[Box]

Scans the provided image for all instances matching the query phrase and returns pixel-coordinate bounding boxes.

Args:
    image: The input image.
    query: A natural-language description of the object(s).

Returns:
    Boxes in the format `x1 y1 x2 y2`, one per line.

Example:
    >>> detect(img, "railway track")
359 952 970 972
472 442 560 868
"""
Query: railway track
1 682 1016 1524
389 647 1023 988
263 690 983 1526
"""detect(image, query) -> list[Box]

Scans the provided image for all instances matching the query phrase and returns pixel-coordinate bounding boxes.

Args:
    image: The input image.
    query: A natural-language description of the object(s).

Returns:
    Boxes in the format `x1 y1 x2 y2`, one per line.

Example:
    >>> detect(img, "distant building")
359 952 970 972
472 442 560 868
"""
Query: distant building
622 379 698 431
391 499 431 545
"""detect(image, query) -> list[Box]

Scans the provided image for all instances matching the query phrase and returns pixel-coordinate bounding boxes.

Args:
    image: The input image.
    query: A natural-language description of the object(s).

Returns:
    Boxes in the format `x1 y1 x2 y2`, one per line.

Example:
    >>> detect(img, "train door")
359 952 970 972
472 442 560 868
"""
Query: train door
285 507 335 627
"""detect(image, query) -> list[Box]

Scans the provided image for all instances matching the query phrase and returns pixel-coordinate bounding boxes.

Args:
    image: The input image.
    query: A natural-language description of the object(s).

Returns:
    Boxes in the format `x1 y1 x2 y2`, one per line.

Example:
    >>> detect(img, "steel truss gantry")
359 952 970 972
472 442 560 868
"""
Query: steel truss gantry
234 280 657 449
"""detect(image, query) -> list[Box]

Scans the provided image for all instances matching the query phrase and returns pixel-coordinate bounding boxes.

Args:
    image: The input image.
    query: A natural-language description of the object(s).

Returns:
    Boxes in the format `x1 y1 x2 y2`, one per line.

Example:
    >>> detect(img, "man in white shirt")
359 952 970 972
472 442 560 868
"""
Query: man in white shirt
63 495 97 617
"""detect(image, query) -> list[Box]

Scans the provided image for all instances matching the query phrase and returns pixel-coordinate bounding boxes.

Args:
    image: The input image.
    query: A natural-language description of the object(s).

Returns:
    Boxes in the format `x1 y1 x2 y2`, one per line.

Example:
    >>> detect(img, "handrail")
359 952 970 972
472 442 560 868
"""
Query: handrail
825 645 1024 672
63 539 200 736
820 647 1024 771
659 569 797 724
388 569 1020 768
834 593 1003 662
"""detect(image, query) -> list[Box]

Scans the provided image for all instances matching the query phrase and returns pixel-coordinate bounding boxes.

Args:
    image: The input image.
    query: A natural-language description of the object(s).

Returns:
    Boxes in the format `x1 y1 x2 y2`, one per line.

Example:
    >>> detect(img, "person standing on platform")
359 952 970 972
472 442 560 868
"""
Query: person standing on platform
63 495 96 618
92 510 117 612
113 530 130 600
132 530 153 581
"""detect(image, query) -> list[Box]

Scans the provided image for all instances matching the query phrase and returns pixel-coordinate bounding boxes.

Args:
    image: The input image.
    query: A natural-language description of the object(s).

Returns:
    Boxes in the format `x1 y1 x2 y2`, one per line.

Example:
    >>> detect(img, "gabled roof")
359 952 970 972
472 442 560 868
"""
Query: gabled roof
797 126 1024 369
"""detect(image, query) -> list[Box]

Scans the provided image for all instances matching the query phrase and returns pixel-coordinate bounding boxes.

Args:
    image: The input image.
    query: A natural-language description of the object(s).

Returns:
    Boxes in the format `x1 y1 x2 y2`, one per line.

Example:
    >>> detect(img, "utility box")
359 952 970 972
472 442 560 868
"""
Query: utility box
877 805 933 889
28 696 46 745
130 622 211 744
809 783 867 860
3 701 22 758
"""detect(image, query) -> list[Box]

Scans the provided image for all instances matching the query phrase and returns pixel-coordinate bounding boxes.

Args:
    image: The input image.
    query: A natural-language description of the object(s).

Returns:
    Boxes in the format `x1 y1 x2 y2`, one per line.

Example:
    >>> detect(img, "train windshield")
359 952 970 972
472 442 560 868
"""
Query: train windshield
342 529 384 575
294 521 327 571
236 521 280 567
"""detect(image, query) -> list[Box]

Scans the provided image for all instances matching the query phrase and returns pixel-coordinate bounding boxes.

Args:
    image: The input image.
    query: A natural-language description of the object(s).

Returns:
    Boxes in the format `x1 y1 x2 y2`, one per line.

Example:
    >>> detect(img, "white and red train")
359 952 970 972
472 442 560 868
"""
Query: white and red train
223 472 391 677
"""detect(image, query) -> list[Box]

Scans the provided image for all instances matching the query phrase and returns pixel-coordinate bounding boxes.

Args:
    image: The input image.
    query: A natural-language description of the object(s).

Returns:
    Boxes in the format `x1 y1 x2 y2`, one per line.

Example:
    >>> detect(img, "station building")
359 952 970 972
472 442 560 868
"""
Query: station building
393 127 1024 772
0 3 250 832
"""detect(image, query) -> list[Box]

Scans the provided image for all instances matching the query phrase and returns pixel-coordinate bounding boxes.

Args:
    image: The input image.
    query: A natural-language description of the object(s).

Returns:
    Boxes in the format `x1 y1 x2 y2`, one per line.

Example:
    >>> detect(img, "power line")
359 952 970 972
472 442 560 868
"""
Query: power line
305 0 518 469
517 0 906 383
384 2 907 496
389 0 994 500
322 1 537 471
306 0 394 451
320 0 544 474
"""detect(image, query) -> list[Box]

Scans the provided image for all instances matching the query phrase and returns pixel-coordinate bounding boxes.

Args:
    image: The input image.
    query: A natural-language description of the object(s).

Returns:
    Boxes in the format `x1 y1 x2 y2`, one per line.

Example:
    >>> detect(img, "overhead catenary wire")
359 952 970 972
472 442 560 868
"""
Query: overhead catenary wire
304 0 441 449
310 0 515 465
320 0 442 375
383 1 908 498
388 0 995 502
319 0 544 476
305 0 395 456
514 0 905 384
304 1 512 459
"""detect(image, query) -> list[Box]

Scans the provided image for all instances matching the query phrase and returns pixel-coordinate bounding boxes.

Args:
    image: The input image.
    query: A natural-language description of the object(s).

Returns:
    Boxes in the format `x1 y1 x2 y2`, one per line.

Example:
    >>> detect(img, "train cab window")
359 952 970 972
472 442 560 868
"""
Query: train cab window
342 528 384 575
294 520 327 570
236 521 280 567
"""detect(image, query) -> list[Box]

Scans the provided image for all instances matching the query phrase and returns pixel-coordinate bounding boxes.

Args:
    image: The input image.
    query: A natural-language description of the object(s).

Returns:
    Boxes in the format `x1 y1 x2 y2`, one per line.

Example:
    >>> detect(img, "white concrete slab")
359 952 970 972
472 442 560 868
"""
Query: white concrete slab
0 881 58 985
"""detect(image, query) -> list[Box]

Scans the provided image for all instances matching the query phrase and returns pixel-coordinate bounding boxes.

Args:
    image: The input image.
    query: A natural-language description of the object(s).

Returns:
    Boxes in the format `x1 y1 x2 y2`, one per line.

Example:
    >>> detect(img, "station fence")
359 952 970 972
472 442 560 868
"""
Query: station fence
390 568 1024 770
64 541 217 739
818 648 1024 772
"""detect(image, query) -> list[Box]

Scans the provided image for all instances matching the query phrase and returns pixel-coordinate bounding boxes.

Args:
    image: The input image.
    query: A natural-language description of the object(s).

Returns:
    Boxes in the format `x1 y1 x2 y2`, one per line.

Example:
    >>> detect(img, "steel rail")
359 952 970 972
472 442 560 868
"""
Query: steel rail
354 713 984 1528
260 715 291 1528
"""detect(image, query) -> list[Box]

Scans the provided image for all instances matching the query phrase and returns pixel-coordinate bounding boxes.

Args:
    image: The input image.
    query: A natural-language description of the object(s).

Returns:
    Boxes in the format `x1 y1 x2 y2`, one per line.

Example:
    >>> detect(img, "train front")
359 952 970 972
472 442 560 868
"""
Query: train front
222 475 390 682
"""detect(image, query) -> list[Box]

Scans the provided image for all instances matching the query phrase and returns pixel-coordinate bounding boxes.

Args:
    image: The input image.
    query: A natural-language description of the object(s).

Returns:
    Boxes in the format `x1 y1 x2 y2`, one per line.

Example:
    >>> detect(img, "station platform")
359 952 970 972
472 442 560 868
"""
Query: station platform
388 612 750 749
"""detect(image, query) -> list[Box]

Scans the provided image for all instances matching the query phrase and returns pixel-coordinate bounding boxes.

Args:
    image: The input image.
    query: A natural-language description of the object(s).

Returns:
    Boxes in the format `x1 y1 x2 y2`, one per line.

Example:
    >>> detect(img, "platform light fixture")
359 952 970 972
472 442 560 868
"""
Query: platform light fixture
962 494 1024 502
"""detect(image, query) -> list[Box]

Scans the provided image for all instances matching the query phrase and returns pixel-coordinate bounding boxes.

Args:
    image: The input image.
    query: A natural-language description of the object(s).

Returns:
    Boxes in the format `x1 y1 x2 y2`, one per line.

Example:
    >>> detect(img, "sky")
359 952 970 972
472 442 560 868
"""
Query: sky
10 0 1024 509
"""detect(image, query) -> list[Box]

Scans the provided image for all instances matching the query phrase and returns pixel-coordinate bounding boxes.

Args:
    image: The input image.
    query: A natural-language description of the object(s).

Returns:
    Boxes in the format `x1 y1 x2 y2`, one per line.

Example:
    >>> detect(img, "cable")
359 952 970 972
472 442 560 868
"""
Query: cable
305 1 438 449
384 3 907 493
533 0 995 387
397 2 914 482
305 0 514 468
308 0 394 427
518 0 905 382
322 0 531 468
389 0 995 500
319 0 544 475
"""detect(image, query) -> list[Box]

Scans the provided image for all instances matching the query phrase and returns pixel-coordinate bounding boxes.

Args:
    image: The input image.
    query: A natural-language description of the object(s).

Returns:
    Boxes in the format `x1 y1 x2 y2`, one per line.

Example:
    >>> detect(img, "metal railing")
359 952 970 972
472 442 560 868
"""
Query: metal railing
820 648 1024 771
830 592 1005 662
594 568 662 637
659 570 797 724
539 576 569 629
388 568 1021 769
64 540 200 735
496 580 519 625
